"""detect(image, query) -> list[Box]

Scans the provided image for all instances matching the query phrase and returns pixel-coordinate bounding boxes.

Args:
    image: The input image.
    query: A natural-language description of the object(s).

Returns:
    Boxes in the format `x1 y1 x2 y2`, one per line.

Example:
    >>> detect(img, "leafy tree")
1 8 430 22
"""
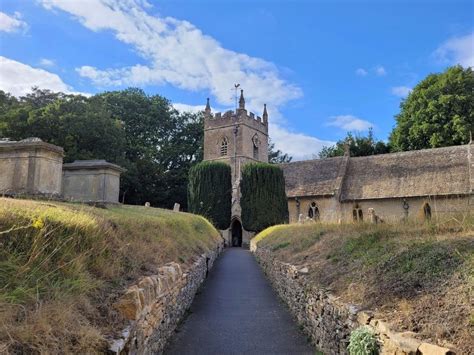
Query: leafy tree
187 161 232 230
0 89 126 163
319 128 389 158
390 65 474 151
268 139 292 163
97 88 203 208
240 163 288 232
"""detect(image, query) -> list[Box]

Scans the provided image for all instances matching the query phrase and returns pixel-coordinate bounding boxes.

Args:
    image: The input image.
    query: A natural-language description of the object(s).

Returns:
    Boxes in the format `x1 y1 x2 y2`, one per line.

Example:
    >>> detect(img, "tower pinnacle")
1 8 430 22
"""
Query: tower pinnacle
238 89 245 110
263 104 268 124
205 97 211 115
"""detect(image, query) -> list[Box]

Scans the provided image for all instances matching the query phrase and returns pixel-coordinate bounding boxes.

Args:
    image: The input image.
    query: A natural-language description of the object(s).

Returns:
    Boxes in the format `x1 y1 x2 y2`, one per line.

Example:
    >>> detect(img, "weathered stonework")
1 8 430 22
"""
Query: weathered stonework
253 247 454 355
62 160 125 203
109 241 224 354
282 143 473 224
203 92 269 247
0 138 64 196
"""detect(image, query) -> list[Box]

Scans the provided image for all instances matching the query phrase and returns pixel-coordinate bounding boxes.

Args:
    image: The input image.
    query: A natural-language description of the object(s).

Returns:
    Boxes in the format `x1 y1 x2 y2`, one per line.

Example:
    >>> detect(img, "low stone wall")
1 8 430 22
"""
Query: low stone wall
254 247 454 355
109 241 223 354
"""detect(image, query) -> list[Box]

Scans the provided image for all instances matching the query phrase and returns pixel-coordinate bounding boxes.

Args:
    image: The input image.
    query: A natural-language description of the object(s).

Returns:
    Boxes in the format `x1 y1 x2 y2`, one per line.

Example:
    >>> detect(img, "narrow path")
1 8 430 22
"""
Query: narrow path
165 248 313 355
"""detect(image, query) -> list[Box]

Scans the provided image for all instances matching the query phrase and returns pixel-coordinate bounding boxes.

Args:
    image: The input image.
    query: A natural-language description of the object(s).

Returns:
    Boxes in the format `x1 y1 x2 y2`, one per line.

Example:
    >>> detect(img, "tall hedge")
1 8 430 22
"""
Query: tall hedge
187 161 232 230
241 163 289 232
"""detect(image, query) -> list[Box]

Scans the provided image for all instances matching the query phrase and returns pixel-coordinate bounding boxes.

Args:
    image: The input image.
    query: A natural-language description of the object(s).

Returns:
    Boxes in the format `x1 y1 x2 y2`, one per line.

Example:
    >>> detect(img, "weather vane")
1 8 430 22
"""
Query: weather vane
234 83 240 111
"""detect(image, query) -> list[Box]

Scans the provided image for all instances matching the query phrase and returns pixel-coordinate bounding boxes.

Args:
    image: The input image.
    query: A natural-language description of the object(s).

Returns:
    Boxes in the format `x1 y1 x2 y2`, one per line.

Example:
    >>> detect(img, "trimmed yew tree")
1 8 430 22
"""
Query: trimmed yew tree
187 161 232 230
241 162 289 232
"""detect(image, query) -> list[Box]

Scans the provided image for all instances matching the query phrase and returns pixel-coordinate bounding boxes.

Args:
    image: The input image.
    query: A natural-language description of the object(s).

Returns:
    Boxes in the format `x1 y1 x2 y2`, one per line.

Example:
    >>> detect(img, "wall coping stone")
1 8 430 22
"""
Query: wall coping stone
63 159 126 173
0 138 64 155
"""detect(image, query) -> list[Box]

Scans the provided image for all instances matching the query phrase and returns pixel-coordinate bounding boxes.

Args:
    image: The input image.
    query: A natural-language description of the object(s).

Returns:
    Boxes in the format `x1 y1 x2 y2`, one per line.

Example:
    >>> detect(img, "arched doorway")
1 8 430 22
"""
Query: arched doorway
231 219 242 247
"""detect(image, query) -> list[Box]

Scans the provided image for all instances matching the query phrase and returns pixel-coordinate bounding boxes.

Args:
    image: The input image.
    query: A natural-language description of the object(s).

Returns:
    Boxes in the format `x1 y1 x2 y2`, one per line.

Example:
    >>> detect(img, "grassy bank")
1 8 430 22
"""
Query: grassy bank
0 198 221 353
253 221 473 353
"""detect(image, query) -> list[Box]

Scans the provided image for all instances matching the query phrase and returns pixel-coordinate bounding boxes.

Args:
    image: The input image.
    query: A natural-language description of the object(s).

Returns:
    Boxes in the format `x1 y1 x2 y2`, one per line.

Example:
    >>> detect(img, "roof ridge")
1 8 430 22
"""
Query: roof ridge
350 144 468 160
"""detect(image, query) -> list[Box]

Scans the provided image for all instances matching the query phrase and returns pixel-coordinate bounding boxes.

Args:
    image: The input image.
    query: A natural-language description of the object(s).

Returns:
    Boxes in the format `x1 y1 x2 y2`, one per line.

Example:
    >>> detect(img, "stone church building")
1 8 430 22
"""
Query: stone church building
203 90 269 247
203 91 473 246
282 143 473 224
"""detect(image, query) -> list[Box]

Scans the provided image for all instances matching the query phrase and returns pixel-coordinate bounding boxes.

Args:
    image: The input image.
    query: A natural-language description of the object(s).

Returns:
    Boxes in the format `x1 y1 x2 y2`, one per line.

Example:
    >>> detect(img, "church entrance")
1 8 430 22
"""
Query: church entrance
231 219 242 247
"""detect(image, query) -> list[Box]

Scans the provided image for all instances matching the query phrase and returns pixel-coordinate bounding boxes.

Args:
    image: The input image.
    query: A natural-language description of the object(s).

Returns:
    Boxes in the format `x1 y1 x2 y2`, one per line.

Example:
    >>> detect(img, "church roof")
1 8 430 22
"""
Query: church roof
281 156 345 197
281 144 472 200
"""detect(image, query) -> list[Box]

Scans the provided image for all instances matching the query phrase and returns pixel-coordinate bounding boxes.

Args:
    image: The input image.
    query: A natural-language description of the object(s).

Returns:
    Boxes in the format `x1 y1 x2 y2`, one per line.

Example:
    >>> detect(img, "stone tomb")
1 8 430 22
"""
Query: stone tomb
0 138 64 196
62 160 125 203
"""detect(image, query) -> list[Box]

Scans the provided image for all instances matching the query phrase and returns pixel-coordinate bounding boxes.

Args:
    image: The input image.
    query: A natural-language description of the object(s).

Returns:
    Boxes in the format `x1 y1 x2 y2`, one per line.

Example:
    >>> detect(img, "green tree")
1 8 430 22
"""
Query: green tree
319 128 389 158
97 88 203 208
187 161 232 230
268 139 292 163
240 163 288 232
390 65 474 151
0 89 126 163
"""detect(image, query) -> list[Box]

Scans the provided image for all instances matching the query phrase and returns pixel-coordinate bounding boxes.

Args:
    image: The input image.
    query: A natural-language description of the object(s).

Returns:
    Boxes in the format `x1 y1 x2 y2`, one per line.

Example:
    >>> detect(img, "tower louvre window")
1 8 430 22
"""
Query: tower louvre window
220 137 228 156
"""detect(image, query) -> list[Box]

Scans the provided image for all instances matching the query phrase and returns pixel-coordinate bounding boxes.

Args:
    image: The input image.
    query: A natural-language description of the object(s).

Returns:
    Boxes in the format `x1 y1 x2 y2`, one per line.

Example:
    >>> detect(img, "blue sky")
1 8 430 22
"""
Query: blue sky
0 0 472 159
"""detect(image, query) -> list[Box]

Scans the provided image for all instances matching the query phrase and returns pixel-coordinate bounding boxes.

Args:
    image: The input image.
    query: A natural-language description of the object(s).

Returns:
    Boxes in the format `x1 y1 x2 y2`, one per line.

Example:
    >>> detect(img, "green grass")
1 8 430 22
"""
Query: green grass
0 198 221 353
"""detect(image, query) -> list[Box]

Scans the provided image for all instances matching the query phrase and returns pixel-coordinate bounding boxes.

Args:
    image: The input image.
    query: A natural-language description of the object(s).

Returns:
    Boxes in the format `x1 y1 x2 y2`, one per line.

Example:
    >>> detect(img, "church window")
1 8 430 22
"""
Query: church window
308 201 320 220
423 202 431 221
353 204 363 222
220 137 228 156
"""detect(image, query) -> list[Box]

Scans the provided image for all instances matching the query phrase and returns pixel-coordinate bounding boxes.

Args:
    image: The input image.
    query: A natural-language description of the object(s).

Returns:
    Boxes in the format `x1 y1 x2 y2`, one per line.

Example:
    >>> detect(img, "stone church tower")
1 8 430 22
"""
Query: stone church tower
203 90 269 247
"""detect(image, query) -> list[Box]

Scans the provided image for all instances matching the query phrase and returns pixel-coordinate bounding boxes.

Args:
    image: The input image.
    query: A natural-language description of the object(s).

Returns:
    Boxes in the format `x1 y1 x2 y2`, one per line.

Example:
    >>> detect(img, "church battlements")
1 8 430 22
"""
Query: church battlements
203 91 268 134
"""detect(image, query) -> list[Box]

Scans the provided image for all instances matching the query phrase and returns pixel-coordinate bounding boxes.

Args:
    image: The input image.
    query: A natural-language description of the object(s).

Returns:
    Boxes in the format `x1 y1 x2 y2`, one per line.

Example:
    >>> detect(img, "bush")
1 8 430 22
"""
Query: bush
241 162 288 232
347 326 379 355
187 161 232 230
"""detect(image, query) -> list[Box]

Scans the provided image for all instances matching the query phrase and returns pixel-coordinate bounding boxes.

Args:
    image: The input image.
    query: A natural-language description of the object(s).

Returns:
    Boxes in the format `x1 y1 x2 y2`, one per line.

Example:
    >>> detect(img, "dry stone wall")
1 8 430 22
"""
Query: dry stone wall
254 247 454 355
109 241 223 354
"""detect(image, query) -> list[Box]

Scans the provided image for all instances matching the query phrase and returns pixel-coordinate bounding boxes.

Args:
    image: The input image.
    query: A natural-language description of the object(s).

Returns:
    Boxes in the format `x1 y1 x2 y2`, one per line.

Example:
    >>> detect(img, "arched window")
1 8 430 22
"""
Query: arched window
423 202 432 221
353 204 363 222
220 137 228 156
252 134 259 160
308 201 320 221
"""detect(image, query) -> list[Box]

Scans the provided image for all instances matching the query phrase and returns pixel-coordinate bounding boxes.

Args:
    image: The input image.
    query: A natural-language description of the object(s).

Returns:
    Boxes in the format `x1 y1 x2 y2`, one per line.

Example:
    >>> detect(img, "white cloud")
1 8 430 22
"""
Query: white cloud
39 58 56 67
0 56 87 96
327 115 373 131
0 11 27 33
172 103 206 113
374 65 386 76
433 32 473 68
391 86 412 98
355 68 368 76
40 0 302 114
41 0 334 161
269 124 335 161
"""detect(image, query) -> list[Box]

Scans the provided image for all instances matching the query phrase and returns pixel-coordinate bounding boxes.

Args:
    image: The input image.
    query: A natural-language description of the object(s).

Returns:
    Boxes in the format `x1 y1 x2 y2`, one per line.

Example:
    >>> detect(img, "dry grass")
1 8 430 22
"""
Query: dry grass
253 220 474 353
0 198 221 353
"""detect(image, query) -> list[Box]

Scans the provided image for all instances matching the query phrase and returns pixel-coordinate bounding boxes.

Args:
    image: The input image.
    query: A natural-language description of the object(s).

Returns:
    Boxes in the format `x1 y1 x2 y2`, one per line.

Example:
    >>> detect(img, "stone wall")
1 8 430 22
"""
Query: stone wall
253 247 454 355
109 241 223 354
287 195 471 224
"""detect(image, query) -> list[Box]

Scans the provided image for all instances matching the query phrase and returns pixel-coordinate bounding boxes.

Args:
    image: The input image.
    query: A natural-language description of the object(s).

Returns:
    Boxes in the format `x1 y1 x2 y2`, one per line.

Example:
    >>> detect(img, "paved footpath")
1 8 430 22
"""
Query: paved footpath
165 248 314 355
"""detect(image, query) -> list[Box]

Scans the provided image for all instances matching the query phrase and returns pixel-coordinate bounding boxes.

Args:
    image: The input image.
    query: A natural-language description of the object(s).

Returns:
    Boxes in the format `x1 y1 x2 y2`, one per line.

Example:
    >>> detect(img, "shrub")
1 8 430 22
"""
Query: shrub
187 161 232 230
241 162 288 232
347 326 379 355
